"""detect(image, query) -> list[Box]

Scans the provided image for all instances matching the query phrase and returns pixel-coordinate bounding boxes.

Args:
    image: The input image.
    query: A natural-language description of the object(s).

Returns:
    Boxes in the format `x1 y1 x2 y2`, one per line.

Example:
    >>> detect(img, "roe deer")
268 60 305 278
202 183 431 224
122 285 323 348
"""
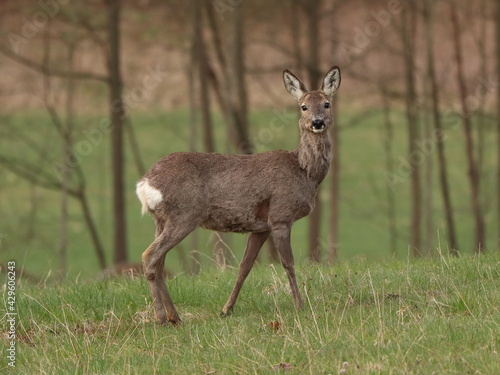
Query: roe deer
136 66 341 324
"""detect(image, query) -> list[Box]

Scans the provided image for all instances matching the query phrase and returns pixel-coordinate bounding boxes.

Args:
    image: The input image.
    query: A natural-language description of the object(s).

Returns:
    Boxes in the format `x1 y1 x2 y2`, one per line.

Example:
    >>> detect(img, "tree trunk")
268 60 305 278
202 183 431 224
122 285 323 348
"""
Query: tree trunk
450 3 485 253
188 30 201 275
108 0 128 264
421 11 434 255
59 42 77 276
304 0 322 262
79 191 107 270
496 0 500 250
204 0 235 151
290 0 304 72
424 0 458 255
381 92 398 256
475 0 488 178
328 96 340 262
228 3 252 154
124 119 146 176
422 80 434 255
327 1 340 263
194 0 215 153
402 2 421 256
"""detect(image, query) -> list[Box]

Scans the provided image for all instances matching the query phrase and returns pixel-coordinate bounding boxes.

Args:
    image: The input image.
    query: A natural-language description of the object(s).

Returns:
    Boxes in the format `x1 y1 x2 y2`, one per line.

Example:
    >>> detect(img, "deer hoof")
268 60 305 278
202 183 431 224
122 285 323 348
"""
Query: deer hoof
220 307 233 318
157 317 181 326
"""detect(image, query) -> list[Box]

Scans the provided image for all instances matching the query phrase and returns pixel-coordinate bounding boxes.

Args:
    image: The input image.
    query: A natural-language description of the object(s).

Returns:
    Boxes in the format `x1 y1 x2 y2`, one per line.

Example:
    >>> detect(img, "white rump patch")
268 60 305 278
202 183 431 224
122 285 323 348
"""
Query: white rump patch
136 179 163 215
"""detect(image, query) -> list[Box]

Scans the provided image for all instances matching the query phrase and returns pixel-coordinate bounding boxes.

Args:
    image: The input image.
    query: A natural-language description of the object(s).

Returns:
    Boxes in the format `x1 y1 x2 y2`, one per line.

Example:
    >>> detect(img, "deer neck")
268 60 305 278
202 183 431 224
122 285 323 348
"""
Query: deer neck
296 130 332 182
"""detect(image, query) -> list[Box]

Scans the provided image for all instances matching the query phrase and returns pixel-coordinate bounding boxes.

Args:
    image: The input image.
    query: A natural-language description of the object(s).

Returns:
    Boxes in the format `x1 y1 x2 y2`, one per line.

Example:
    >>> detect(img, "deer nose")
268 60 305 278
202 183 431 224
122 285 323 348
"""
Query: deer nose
312 119 324 129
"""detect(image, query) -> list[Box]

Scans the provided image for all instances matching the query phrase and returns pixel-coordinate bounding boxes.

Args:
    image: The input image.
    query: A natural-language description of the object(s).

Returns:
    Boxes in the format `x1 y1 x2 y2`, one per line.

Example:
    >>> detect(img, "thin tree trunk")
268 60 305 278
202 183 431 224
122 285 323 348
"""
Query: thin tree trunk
108 0 128 264
290 0 304 72
204 0 235 151
204 0 226 71
475 0 488 178
424 0 458 255
305 0 321 86
328 96 340 262
382 92 398 256
402 2 421 256
59 42 77 276
422 78 434 255
496 0 500 250
228 2 252 154
194 0 215 153
421 21 434 255
450 3 485 253
124 119 146 176
327 4 340 263
194 0 228 266
188 34 201 274
79 191 107 270
304 0 322 262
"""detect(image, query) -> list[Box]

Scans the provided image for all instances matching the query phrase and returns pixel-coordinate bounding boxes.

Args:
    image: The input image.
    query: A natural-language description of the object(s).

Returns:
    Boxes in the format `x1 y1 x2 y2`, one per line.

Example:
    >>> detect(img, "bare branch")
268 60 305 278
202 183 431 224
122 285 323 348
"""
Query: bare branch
0 44 109 83
0 155 79 196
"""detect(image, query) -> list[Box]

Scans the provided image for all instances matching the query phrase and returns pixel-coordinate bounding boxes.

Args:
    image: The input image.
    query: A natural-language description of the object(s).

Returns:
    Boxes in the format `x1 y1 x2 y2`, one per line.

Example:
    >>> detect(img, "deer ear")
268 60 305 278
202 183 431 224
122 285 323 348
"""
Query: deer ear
321 66 341 98
283 70 308 101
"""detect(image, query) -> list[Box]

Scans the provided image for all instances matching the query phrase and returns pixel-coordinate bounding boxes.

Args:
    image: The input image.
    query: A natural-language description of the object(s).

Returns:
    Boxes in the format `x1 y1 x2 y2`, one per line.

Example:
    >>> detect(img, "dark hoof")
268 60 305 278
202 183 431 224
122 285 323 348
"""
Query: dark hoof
220 307 233 318
158 318 181 326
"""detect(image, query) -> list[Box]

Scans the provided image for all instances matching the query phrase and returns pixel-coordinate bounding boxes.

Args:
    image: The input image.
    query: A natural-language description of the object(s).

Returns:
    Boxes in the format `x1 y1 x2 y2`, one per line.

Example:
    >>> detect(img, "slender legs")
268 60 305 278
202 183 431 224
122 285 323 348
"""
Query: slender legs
144 221 302 323
221 231 270 316
142 220 196 325
221 223 302 316
271 223 303 309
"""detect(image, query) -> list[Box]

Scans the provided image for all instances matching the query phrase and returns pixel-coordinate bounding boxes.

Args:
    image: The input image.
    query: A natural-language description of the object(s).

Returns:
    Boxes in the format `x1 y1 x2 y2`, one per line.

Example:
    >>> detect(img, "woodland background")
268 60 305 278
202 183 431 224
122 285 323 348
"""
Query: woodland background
0 0 499 280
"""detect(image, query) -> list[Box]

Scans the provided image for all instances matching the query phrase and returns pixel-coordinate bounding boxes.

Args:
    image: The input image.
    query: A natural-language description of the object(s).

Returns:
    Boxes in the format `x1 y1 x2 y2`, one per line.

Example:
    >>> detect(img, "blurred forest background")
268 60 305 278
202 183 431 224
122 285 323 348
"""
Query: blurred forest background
0 0 499 280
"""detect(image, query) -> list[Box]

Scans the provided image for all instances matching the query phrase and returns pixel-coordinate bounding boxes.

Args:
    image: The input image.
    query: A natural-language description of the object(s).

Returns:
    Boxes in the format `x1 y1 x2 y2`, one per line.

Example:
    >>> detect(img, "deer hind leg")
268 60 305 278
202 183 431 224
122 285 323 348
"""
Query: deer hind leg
142 219 197 325
271 223 303 310
221 231 270 316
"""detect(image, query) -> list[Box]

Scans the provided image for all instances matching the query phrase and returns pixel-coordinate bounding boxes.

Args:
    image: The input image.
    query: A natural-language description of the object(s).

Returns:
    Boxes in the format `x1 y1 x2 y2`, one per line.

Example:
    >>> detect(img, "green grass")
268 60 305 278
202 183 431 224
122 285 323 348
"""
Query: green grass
0 108 499 279
1 252 499 374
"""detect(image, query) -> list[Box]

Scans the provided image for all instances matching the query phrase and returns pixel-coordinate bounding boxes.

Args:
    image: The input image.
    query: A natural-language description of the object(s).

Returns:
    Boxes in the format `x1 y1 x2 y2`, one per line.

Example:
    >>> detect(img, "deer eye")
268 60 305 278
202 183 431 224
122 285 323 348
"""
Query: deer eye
324 102 331 109
301 105 308 111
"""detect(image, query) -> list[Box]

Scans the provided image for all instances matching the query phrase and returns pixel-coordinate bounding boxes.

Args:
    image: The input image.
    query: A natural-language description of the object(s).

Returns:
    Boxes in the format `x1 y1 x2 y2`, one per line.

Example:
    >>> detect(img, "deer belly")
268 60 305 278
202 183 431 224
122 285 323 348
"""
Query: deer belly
200 202 271 233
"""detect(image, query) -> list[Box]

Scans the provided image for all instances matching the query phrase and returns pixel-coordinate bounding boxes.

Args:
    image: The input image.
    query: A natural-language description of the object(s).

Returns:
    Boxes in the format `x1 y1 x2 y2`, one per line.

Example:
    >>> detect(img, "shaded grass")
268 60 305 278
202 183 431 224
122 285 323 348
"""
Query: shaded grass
1 252 499 374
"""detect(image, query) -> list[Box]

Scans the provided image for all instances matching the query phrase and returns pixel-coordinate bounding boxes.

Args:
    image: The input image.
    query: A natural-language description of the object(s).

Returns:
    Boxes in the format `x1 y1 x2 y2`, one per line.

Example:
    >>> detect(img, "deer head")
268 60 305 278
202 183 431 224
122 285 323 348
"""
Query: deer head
283 66 341 135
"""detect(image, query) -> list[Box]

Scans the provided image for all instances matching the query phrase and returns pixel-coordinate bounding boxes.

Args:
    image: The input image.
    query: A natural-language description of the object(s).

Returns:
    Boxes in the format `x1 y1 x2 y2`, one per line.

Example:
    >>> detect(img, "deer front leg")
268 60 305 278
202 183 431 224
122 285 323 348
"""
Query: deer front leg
271 223 303 310
221 231 270 316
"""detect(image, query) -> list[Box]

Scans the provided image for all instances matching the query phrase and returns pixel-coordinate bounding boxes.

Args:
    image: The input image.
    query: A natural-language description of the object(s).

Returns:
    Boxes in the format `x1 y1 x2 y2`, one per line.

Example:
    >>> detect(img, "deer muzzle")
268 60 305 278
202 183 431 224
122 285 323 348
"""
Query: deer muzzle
311 119 325 133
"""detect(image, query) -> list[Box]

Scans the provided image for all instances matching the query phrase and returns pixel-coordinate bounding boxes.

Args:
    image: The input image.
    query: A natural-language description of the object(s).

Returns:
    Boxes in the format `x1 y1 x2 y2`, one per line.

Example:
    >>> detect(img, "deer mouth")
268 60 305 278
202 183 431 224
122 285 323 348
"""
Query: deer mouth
311 119 326 133
311 124 326 133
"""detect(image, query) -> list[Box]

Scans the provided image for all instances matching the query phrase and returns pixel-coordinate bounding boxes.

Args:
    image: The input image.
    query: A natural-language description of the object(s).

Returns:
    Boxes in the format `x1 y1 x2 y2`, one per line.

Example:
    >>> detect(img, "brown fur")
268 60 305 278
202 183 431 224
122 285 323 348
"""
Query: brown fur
137 67 341 324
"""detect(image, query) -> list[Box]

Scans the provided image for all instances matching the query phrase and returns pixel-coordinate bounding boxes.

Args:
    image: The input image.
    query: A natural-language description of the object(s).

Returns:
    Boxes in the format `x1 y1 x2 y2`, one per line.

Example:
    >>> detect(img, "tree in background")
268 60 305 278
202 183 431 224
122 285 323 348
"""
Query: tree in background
450 1 485 253
304 0 323 263
0 5 109 272
401 0 422 256
497 0 500 250
192 0 215 154
107 0 128 264
228 1 252 154
0 0 134 270
424 0 458 255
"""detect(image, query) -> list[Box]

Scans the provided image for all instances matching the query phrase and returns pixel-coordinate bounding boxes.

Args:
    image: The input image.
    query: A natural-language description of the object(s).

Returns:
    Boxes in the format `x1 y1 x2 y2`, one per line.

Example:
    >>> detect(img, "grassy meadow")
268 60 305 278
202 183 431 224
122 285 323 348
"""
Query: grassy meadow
1 251 499 374
1 107 499 279
1 107 499 373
